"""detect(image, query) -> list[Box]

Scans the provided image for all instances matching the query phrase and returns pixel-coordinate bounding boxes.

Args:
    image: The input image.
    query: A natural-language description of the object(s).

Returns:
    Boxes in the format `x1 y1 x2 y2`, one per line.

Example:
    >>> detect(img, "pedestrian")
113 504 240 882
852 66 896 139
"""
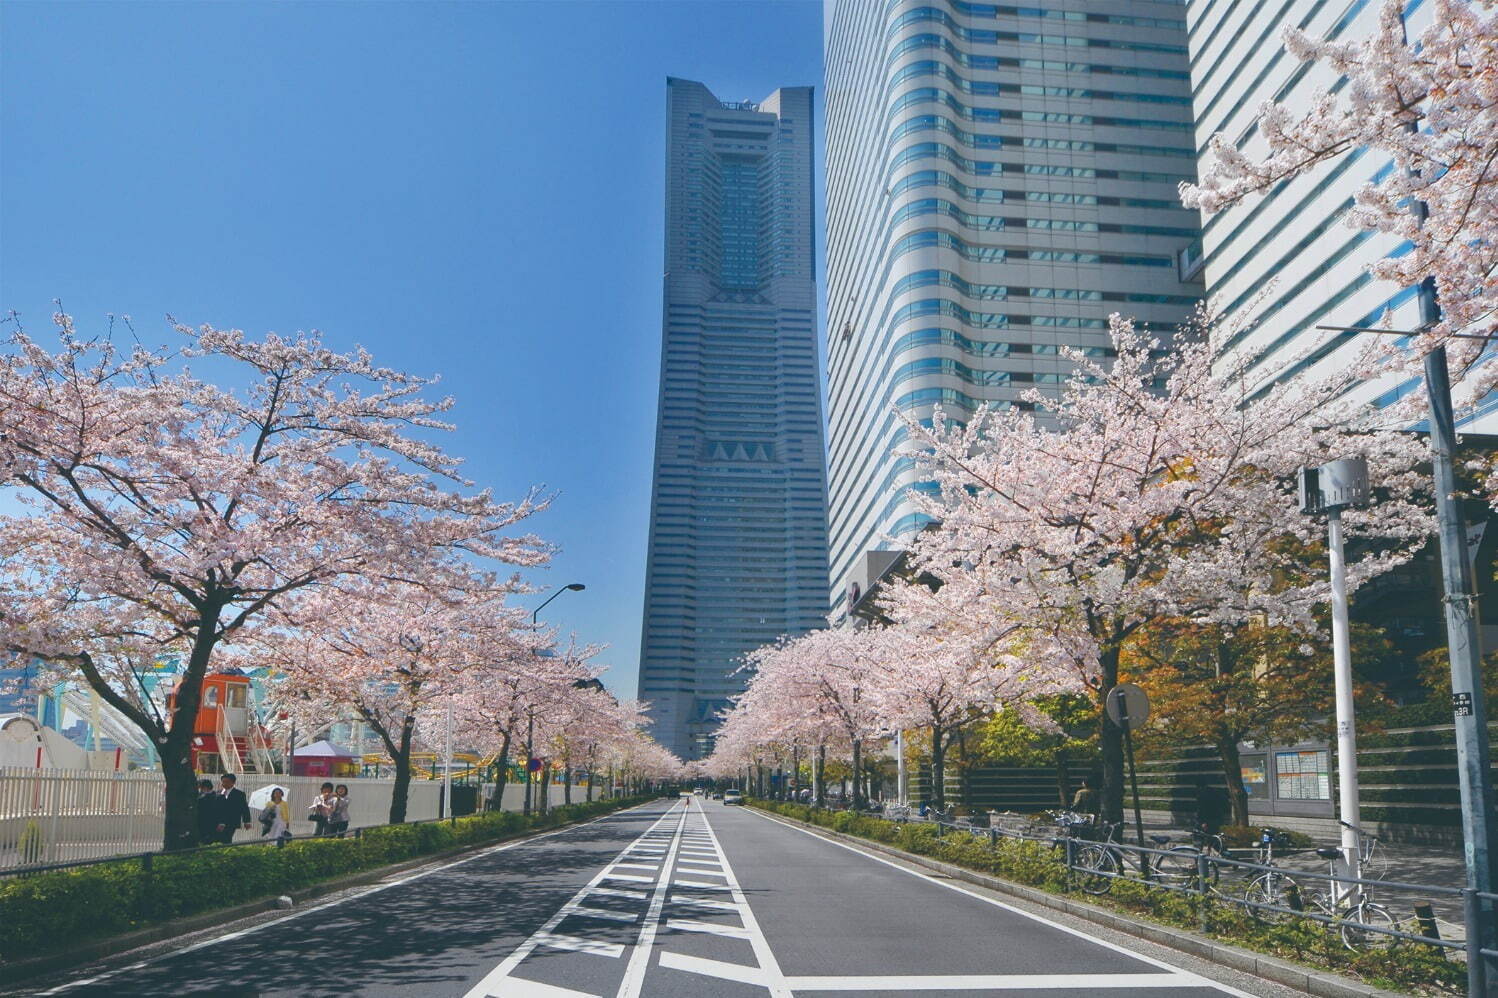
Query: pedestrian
195 778 220 846
216 773 252 844
329 784 351 837
1070 776 1100 819
1194 777 1230 839
308 782 335 836
259 787 293 848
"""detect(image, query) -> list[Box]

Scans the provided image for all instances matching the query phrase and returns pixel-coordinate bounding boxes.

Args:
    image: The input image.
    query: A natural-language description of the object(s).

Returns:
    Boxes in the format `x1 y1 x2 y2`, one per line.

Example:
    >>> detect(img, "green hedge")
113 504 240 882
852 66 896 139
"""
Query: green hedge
749 801 1464 994
0 796 653 963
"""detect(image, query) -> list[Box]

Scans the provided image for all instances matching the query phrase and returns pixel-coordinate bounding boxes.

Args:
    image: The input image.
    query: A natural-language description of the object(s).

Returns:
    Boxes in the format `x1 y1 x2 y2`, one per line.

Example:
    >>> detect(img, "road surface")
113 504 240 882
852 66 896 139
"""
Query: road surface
26 797 1309 997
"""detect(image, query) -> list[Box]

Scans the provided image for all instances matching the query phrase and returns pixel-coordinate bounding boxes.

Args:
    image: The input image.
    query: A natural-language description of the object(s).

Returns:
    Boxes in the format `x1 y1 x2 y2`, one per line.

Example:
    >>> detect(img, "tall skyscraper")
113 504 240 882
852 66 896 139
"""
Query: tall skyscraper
637 78 829 761
1183 2 1496 430
824 0 1205 615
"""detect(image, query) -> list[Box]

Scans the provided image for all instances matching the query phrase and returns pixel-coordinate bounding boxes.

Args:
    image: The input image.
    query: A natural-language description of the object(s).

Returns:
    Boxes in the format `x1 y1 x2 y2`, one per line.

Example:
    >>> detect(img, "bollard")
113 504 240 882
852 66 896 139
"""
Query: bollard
1413 901 1442 951
1196 852 1210 933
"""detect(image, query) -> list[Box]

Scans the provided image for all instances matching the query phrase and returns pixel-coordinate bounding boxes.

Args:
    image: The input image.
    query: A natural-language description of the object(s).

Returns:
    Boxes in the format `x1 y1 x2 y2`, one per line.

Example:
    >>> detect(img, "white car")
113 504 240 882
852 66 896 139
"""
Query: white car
722 790 744 806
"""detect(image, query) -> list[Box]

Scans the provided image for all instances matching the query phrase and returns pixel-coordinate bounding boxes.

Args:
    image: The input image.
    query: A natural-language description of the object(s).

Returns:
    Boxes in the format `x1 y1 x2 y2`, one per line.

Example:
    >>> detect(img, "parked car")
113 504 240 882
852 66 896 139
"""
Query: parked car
722 790 744 806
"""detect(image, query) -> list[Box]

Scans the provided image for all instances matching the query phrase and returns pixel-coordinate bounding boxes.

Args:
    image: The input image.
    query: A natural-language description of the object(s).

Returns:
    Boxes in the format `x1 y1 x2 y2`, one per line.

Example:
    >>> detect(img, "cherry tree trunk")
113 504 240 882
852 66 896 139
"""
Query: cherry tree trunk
851 739 864 809
814 744 825 807
1216 735 1249 827
1098 645 1125 826
930 725 946 811
489 735 511 811
1054 746 1072 809
564 762 573 806
388 715 417 824
161 614 223 851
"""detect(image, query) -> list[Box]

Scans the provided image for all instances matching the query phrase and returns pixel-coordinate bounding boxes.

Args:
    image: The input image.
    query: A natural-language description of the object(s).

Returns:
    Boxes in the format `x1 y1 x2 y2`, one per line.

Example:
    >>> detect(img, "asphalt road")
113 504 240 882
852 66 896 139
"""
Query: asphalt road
25 797 1312 997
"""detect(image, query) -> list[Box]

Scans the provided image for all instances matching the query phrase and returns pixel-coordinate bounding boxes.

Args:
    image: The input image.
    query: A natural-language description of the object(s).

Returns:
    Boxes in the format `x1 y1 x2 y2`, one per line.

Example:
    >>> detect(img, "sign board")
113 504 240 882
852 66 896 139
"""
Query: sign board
1104 683 1150 730
1453 692 1474 717
526 757 543 773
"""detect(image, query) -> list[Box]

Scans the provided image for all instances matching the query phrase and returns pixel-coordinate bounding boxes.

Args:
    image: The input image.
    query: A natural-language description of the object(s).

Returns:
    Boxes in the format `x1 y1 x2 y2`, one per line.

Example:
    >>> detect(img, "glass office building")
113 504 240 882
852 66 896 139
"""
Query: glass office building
823 0 1205 615
637 79 829 761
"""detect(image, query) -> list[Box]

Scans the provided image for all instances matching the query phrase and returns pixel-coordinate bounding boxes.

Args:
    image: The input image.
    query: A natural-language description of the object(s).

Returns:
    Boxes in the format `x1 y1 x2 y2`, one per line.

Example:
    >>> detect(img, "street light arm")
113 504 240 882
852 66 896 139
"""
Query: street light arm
532 583 586 625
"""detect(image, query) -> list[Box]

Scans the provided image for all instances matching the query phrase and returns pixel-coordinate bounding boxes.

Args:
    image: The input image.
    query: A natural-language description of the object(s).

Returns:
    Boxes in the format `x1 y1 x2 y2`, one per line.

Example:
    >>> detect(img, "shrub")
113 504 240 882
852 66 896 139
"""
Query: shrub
0 795 652 963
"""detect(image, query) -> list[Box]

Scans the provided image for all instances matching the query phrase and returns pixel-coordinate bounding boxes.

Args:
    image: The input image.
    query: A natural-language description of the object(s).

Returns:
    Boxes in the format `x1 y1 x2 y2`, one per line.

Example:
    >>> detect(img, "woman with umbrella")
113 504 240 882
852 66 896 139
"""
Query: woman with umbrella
252 785 293 848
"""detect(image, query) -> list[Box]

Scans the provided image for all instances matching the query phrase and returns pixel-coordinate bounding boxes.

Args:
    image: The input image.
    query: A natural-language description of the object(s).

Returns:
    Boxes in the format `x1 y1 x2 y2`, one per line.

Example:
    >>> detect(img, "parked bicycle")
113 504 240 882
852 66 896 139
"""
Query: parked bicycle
1071 820 1185 894
1242 827 1299 922
1243 823 1396 951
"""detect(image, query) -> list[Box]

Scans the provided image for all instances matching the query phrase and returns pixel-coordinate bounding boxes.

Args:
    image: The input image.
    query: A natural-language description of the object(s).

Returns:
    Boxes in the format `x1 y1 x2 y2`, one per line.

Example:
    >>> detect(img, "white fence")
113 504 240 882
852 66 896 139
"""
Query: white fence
0 768 572 871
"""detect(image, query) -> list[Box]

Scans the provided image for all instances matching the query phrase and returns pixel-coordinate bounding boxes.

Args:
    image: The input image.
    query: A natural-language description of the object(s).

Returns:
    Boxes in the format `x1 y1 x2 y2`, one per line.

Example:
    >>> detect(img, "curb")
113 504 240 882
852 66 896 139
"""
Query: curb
751 808 1409 998
0 799 655 991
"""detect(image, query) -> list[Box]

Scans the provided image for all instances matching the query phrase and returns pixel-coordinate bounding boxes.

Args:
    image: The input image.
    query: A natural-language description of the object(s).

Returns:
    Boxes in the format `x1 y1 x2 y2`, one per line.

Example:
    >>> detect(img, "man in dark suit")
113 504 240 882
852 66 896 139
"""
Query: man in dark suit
216 773 252 844
195 778 221 845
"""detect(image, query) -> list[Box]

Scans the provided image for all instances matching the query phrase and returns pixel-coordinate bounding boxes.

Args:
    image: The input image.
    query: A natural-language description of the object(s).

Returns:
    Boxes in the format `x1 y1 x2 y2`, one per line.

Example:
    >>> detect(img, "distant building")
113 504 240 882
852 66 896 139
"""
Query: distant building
823 0 1205 617
637 78 830 760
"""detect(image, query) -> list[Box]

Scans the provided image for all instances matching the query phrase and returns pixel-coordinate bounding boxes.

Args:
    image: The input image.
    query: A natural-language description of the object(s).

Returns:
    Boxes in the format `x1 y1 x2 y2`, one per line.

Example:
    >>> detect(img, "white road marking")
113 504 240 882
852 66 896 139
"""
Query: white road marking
668 895 739 912
745 808 1259 998
610 862 658 871
589 886 648 901
37 801 660 997
463 802 684 998
613 803 690 998
658 951 768 985
665 917 751 938
571 906 639 923
780 973 1209 991
537 934 626 957
672 877 731 890
490 979 599 998
600 872 654 883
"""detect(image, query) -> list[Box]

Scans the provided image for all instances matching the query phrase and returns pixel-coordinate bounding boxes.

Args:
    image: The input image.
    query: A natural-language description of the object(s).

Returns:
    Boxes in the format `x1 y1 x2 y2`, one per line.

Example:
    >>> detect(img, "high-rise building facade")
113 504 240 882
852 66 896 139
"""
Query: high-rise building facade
637 79 829 761
1184 2 1494 431
824 0 1205 615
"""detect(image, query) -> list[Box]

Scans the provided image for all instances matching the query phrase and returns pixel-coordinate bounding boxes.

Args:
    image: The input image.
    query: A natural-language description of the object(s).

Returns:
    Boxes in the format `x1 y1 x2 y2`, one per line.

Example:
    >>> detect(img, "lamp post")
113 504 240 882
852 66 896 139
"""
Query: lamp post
1299 457 1372 901
526 583 586 816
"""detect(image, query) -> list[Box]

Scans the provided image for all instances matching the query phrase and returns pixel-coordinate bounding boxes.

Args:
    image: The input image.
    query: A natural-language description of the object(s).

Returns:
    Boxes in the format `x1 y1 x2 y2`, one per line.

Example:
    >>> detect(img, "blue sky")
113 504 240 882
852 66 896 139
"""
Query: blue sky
0 0 825 697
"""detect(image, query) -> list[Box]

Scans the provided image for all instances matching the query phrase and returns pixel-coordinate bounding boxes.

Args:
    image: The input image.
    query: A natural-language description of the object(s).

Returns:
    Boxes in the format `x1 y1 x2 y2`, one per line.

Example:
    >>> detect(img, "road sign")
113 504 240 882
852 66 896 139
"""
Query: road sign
527 757 543 773
1105 683 1150 731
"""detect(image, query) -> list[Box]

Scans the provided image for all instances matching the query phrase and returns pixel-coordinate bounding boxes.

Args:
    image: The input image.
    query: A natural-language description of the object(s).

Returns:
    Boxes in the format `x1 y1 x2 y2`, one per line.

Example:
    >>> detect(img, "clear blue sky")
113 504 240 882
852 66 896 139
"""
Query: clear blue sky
0 0 825 697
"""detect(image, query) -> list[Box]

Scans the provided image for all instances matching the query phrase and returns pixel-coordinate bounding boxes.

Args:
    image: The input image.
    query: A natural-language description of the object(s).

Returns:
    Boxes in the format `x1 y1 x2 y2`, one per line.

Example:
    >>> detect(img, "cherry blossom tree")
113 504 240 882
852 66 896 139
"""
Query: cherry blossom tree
263 577 535 823
898 315 1429 823
1181 0 1498 385
0 314 549 848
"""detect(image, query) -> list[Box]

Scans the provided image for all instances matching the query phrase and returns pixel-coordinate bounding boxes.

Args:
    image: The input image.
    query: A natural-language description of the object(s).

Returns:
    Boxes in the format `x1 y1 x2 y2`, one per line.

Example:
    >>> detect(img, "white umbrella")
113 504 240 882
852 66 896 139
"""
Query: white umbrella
248 784 289 810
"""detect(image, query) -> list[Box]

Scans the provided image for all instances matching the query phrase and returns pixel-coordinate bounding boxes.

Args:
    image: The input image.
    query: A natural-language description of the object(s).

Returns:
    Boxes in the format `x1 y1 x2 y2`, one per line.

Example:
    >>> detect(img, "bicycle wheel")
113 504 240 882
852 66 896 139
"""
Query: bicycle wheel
1340 903 1397 952
1074 843 1118 895
1243 871 1299 922
1153 846 1202 888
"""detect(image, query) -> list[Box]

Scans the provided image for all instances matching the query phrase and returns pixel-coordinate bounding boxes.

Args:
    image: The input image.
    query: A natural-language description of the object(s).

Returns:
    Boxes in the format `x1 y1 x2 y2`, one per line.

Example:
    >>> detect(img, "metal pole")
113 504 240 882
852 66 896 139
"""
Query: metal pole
442 696 453 821
523 706 534 817
1423 345 1498 995
1120 708 1148 878
1326 508 1363 900
896 729 907 805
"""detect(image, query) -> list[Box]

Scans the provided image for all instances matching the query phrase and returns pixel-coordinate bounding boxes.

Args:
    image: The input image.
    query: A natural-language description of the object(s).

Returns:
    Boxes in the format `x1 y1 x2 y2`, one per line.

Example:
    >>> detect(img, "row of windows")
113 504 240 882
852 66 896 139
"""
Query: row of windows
894 0 1185 31
892 60 1194 107
891 325 1116 359
890 197 1194 238
892 228 1174 268
889 169 1182 210
888 6 1188 54
890 298 1113 330
889 113 1196 158
894 355 1068 388
892 268 1200 305
889 87 1193 133
890 140 1194 185
888 34 1190 80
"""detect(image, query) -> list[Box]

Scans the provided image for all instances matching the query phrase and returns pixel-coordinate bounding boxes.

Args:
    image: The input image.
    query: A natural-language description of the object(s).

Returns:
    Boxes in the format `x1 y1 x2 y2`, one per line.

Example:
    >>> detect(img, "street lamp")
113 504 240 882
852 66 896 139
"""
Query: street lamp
1299 457 1371 902
525 583 586 815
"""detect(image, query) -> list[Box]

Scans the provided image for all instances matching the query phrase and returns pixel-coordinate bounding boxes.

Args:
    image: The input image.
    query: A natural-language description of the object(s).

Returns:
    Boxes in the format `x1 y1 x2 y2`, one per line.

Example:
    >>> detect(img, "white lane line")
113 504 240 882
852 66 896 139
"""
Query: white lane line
672 878 731 890
780 973 1205 991
491 979 598 998
38 800 663 997
571 906 640 923
658 952 767 985
692 800 793 998
537 934 626 957
601 872 655 883
745 809 1258 998
462 801 684 998
665 917 750 939
614 802 691 998
590 887 648 901
610 862 659 871
668 895 739 912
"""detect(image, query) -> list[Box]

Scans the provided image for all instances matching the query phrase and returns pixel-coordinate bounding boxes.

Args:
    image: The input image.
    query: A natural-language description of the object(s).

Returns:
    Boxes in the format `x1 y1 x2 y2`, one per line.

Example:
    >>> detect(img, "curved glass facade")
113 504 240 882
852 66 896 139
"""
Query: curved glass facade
825 0 1204 618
